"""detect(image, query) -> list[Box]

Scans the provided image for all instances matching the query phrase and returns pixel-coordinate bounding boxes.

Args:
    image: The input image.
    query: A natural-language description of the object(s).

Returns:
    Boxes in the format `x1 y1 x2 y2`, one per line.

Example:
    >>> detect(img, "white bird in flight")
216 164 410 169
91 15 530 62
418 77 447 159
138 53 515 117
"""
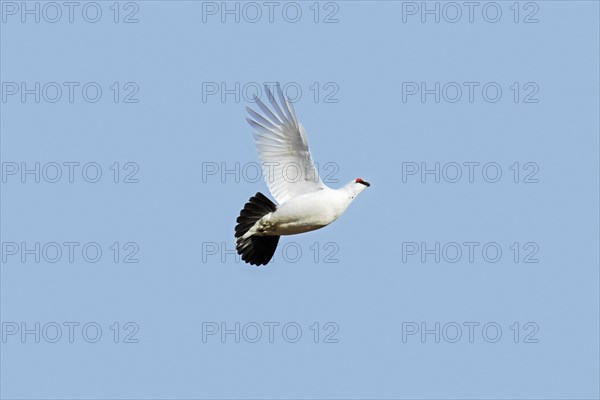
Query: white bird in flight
235 83 370 266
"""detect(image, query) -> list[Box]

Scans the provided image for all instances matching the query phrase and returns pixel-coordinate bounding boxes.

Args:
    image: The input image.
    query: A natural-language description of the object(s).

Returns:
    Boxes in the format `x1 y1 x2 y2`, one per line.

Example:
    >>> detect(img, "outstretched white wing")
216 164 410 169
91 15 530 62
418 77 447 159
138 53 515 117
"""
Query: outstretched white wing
245 83 326 205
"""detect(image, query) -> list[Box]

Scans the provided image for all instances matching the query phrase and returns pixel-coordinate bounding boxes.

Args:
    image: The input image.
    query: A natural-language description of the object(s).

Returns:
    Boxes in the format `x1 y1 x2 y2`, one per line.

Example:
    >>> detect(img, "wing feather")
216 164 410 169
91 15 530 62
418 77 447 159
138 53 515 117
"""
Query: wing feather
265 84 289 124
245 83 326 204
254 95 282 125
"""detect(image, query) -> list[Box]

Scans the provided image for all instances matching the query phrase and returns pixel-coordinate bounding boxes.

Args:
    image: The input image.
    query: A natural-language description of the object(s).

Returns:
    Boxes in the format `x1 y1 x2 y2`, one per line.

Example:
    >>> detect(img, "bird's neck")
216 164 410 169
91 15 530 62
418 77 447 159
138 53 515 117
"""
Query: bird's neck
339 182 362 204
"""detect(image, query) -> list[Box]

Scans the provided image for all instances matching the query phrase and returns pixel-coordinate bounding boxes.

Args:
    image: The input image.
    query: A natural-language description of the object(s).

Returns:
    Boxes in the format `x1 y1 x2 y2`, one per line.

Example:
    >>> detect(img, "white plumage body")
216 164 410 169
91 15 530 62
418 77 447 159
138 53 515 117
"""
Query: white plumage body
243 186 358 237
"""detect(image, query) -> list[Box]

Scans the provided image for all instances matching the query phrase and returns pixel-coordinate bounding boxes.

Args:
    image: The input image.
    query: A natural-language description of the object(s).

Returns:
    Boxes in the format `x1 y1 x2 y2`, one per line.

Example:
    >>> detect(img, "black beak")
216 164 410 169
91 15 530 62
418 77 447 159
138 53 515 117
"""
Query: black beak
361 181 371 187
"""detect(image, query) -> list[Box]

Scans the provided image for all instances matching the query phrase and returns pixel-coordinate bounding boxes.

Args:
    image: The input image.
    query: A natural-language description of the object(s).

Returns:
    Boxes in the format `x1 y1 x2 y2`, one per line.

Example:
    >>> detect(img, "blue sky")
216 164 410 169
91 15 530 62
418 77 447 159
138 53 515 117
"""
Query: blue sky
1 1 599 398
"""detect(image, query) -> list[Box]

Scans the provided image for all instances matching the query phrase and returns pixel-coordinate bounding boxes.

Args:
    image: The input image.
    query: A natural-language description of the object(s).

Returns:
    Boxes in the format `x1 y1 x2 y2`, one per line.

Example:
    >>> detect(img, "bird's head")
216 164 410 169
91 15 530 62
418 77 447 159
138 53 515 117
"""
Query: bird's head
350 177 370 195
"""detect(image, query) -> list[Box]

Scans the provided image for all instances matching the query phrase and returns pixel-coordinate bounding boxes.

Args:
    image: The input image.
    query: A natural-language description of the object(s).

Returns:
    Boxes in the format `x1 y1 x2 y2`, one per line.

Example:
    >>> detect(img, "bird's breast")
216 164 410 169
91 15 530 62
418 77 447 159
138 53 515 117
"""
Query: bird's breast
265 192 344 236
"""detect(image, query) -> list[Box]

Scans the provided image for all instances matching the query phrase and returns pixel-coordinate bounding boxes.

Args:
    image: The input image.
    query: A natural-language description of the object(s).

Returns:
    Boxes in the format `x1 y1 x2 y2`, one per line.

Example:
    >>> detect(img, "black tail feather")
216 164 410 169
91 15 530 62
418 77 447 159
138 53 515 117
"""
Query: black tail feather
235 192 280 266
